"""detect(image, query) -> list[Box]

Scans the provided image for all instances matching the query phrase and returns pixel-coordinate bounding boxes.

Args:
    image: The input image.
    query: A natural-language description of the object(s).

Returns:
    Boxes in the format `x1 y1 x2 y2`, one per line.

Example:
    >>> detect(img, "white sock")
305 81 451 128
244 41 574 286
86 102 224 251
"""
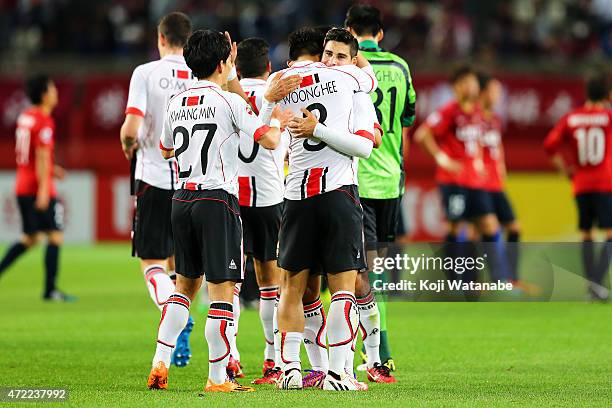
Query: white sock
144 264 174 311
229 283 241 361
205 301 234 384
259 285 278 361
357 291 381 368
273 295 281 367
345 308 360 374
327 291 358 376
280 331 303 372
303 297 328 372
153 293 190 367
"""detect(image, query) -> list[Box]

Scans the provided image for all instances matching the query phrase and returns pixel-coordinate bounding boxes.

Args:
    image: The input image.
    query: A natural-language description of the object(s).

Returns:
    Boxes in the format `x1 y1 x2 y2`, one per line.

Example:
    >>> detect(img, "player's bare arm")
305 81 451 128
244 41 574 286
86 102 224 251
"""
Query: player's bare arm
222 31 254 105
53 165 67 180
550 154 574 178
35 146 51 211
287 108 319 138
160 147 174 160
264 73 302 103
414 124 462 174
119 114 142 160
258 73 301 125
373 128 383 148
355 52 370 68
256 105 293 150
400 126 410 153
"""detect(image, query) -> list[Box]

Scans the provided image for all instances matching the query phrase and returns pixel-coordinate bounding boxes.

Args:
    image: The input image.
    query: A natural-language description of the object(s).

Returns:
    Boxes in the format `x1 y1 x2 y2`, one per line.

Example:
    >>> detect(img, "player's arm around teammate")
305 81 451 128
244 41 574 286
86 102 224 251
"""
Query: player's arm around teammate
149 29 292 393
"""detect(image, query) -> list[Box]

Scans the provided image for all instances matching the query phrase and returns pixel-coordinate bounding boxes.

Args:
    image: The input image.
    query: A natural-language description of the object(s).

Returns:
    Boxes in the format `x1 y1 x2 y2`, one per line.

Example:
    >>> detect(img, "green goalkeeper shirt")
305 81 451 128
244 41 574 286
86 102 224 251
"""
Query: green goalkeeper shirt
358 40 416 199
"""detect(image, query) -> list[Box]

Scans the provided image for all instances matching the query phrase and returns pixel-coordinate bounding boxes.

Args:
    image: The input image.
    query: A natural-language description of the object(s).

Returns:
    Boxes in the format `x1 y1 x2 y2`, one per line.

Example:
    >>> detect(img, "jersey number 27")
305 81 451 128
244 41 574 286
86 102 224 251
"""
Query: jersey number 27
173 123 217 177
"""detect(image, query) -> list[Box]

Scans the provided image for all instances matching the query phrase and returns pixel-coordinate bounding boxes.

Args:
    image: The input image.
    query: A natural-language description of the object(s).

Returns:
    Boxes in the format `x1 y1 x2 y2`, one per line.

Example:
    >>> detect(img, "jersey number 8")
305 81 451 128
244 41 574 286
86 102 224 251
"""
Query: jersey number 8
302 103 328 152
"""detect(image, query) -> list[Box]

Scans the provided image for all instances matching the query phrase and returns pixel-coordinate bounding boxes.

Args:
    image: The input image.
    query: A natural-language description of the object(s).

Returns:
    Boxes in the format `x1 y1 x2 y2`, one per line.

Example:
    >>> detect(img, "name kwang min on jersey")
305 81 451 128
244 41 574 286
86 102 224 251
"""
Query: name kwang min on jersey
169 106 216 123
282 80 338 104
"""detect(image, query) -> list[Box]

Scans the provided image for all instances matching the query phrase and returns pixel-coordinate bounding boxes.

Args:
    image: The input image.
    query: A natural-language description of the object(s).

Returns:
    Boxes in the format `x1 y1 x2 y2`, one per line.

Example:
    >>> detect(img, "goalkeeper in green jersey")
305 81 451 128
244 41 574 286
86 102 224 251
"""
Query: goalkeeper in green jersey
345 3 417 377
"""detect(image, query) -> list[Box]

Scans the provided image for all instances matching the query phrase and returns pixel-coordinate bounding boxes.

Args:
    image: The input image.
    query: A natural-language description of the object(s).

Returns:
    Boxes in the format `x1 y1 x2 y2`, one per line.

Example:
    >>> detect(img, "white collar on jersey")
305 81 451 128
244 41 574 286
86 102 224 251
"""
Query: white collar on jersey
191 79 222 89
289 60 325 68
162 54 186 63
239 77 267 86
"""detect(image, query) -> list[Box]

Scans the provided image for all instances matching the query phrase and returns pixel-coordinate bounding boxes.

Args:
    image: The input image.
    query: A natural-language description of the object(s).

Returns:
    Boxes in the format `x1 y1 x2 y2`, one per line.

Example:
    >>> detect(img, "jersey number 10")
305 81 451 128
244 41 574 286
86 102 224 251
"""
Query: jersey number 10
574 127 605 166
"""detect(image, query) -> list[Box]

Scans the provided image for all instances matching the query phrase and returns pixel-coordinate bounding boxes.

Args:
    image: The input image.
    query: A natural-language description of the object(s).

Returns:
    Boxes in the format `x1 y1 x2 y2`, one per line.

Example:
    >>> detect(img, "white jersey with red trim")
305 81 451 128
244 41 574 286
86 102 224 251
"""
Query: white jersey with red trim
237 78 289 207
351 90 380 172
352 91 381 139
125 54 194 190
160 80 271 197
267 61 377 200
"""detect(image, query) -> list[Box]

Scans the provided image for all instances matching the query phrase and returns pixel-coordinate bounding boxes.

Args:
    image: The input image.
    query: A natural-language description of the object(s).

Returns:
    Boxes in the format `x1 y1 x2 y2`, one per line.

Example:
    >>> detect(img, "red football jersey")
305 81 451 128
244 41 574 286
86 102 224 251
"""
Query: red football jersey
481 112 504 192
425 100 485 188
544 105 612 195
14 107 56 197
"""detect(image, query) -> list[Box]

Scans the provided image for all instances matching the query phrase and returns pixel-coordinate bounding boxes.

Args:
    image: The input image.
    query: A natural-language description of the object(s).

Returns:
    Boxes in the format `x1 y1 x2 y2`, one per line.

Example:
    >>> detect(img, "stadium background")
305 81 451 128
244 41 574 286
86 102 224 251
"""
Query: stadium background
0 1 610 406
2 0 611 243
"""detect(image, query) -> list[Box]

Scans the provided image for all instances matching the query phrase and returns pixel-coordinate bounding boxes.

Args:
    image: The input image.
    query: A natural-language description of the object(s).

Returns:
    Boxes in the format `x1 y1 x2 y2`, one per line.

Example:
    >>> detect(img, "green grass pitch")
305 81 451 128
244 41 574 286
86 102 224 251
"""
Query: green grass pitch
0 243 610 407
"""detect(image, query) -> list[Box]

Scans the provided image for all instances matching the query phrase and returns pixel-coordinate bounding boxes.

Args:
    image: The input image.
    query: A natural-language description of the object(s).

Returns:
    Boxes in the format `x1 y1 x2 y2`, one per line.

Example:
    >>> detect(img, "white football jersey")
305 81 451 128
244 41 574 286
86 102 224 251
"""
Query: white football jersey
267 61 377 200
237 78 289 207
352 91 380 138
160 80 271 196
126 54 195 190
350 91 380 171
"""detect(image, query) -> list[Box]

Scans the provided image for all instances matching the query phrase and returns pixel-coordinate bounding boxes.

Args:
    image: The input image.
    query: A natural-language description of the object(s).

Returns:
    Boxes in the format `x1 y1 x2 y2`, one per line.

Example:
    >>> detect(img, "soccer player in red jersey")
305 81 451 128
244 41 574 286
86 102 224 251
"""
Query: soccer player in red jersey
0 74 74 301
478 73 522 283
544 74 612 302
415 65 505 282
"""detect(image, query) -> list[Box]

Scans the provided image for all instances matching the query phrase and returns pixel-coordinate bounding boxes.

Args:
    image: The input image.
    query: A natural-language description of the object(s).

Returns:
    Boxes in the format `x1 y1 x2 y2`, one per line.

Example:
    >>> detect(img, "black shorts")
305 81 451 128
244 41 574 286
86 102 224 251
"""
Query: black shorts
132 182 174 259
490 191 516 224
17 196 63 234
241 203 282 262
361 197 401 246
172 189 243 282
278 185 366 274
575 192 612 230
439 184 495 222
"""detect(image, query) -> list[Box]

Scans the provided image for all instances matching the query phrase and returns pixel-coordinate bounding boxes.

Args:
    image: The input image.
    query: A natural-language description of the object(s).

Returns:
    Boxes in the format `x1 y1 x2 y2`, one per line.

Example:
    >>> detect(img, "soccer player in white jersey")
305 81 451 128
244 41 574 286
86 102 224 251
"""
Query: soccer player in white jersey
120 12 196 367
235 37 293 384
321 28 396 384
147 29 292 393
295 28 383 391
259 27 378 391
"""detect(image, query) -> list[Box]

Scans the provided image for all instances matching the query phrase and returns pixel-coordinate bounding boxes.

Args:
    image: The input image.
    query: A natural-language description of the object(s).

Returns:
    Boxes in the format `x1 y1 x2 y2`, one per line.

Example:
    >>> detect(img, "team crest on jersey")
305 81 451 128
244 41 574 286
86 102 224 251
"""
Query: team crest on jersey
300 73 320 88
181 95 205 106
172 69 194 79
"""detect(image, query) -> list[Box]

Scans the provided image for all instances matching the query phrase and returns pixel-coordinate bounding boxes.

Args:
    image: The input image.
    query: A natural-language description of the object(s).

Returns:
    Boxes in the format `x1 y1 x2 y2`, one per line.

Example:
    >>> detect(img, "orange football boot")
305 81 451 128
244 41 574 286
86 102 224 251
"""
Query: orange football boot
147 362 168 390
204 379 255 393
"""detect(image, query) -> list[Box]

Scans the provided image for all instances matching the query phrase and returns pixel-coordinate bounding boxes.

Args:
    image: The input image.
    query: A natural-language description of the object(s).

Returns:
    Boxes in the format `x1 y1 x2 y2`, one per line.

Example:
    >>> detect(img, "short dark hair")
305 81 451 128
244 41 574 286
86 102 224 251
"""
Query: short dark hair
184 30 231 79
158 12 192 47
450 64 476 84
585 73 609 102
323 28 358 58
236 38 270 79
345 3 383 37
477 71 493 91
288 27 326 61
313 25 333 38
25 74 51 105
